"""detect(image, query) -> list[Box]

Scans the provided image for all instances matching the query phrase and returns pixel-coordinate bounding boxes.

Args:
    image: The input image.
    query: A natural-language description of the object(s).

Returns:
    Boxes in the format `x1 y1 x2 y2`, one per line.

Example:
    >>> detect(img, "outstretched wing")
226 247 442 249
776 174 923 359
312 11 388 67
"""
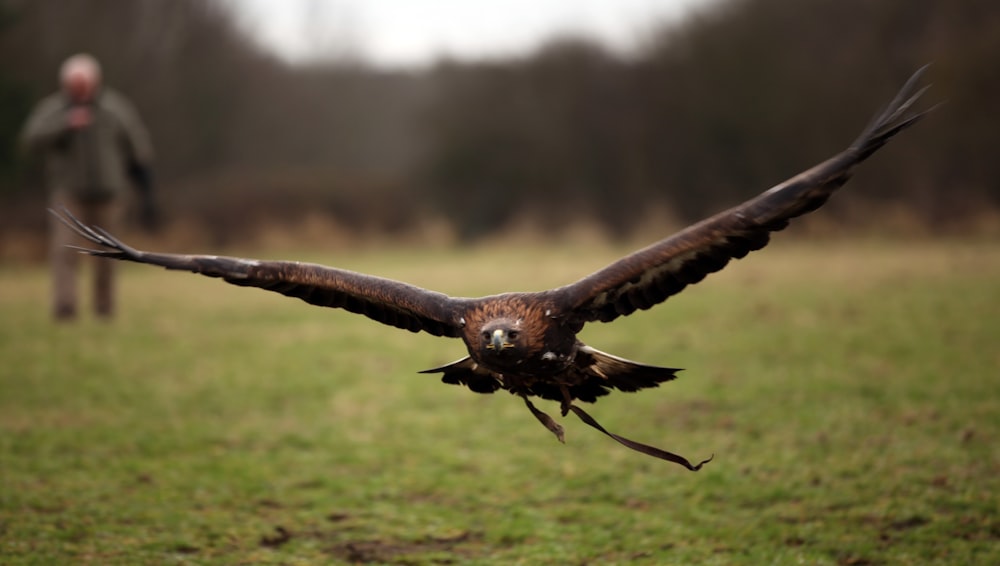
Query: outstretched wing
52 210 467 337
552 67 934 327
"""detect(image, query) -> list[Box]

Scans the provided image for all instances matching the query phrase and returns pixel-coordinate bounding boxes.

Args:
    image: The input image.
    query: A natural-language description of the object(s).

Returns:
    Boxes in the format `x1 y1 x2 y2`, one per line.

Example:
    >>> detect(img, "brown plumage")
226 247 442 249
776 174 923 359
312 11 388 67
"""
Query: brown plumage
54 68 933 471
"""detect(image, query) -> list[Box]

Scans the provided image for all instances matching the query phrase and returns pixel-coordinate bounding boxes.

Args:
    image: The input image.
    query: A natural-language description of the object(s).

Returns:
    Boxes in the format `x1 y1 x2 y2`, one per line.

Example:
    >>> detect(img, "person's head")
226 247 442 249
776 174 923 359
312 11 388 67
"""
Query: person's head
59 54 102 103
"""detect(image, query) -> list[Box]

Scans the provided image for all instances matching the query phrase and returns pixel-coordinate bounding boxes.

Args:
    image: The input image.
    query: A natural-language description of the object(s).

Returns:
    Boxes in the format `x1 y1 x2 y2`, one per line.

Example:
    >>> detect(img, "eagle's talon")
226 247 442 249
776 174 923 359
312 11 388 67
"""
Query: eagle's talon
551 424 565 444
523 397 565 443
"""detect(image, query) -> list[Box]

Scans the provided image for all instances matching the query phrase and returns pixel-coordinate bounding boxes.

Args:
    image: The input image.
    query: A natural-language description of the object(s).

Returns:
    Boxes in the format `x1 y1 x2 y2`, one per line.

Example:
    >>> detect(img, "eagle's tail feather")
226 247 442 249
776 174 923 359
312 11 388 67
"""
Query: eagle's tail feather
578 345 680 392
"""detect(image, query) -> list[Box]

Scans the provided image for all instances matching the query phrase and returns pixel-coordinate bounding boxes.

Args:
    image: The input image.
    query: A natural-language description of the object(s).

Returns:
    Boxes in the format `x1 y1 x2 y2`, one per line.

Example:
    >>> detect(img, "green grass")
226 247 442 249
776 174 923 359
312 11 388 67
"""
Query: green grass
1 239 998 565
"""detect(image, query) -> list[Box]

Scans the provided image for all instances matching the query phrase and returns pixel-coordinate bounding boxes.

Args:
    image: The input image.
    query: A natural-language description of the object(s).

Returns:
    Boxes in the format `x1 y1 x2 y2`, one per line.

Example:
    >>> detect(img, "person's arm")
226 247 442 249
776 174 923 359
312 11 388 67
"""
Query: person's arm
20 97 73 153
109 90 159 230
127 158 159 230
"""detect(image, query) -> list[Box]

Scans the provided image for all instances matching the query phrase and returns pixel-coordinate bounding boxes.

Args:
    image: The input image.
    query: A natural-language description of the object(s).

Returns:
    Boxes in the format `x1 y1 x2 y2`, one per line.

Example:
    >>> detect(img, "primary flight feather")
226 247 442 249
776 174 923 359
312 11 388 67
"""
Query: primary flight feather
54 67 933 471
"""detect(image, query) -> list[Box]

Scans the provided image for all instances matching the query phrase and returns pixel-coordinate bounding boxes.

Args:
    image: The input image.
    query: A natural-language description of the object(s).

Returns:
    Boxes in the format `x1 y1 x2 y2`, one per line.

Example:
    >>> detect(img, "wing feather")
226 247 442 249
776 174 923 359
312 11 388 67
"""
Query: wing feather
51 209 466 337
552 67 934 326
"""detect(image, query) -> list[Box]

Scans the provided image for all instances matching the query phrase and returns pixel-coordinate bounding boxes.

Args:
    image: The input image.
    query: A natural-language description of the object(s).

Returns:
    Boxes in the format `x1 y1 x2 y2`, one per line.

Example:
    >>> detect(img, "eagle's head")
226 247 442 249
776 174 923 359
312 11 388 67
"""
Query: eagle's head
479 318 524 357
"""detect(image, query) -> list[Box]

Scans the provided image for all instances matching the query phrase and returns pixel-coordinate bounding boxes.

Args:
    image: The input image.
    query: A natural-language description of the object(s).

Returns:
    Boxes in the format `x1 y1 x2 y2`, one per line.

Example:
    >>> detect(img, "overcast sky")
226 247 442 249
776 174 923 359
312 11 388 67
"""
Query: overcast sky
235 0 712 68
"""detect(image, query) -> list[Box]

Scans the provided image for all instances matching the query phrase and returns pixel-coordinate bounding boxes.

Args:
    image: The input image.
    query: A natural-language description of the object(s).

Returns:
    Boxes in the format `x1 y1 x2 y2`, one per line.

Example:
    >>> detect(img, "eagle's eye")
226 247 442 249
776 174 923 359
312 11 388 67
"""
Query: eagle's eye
507 330 519 340
481 331 491 341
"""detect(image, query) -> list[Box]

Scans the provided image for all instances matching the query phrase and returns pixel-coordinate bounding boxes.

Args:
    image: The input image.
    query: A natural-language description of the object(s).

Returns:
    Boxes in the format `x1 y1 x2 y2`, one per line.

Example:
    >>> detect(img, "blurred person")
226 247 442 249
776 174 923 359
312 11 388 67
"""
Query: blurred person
20 53 156 321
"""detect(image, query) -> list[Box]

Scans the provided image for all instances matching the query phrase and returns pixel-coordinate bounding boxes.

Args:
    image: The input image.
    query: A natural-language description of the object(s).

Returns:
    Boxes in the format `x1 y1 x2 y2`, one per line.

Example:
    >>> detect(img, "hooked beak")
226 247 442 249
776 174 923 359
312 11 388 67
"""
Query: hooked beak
491 328 507 351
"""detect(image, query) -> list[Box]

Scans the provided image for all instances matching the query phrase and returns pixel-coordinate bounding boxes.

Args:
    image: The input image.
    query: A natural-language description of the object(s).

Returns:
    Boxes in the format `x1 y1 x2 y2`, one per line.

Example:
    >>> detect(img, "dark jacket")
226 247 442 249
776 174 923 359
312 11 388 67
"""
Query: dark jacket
20 88 154 202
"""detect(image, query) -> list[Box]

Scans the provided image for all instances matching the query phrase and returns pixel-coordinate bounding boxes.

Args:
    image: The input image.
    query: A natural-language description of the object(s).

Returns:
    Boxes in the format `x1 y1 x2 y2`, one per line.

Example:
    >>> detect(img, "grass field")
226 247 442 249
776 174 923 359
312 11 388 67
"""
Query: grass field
1 238 997 565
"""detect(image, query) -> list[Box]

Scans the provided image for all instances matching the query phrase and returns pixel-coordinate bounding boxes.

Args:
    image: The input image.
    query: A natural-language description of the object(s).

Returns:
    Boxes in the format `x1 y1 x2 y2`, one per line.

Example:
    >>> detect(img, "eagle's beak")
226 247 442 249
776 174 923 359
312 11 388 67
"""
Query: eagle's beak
491 328 507 351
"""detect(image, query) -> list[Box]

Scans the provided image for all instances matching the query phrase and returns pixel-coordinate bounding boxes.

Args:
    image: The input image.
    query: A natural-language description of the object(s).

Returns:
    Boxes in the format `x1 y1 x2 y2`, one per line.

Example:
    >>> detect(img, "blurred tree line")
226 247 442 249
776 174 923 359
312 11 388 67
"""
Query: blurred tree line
1 0 997 252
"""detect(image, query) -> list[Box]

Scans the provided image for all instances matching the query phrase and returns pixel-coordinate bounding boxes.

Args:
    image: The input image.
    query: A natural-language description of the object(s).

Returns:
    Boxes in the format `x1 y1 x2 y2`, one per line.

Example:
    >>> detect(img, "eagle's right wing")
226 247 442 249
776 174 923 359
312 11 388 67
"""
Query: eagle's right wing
53 210 467 338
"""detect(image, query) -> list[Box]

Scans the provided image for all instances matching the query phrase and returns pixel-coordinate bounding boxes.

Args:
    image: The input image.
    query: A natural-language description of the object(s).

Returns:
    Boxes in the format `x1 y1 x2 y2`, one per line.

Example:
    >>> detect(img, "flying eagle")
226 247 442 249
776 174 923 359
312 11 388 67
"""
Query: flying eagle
54 68 932 471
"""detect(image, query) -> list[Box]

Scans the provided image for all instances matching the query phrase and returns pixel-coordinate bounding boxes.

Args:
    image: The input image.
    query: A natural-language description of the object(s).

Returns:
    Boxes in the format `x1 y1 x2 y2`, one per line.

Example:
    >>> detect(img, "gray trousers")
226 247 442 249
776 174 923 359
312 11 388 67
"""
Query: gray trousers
49 193 122 320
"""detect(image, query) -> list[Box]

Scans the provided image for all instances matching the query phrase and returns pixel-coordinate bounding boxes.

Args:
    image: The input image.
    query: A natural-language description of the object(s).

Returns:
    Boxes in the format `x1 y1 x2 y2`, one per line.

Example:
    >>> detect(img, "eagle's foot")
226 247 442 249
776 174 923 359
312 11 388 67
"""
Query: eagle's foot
523 397 565 443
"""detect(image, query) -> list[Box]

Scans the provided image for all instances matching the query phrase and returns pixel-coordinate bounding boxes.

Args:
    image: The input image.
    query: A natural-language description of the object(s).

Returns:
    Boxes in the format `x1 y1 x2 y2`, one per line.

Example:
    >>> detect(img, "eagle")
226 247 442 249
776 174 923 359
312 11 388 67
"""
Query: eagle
53 68 932 471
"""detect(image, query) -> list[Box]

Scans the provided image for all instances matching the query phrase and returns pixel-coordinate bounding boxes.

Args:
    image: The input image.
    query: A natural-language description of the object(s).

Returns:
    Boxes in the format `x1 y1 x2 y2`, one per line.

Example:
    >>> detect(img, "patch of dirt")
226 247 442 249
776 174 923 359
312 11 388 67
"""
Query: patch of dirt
328 531 482 564
837 556 882 566
784 536 806 547
259 526 293 548
885 515 930 531
955 516 1000 542
172 543 200 555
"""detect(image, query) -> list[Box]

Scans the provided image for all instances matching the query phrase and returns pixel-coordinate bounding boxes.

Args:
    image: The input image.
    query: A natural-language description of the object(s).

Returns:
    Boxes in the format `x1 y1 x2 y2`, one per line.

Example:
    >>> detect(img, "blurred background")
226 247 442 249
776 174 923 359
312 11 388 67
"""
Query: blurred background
0 0 997 259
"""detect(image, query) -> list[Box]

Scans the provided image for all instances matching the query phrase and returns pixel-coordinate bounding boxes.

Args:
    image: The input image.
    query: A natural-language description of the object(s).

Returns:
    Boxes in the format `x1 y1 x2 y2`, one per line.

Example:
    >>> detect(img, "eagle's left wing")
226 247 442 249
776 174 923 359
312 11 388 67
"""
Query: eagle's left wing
550 67 934 327
52 210 467 337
